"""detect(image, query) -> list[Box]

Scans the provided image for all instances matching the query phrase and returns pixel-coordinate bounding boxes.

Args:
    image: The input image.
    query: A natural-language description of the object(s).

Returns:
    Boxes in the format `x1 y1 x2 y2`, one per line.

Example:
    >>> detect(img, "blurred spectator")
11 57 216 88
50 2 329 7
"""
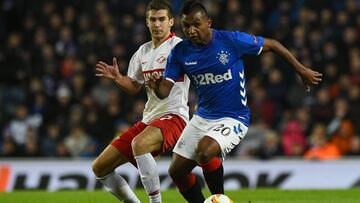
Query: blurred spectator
281 121 307 156
255 130 283 160
91 78 117 108
347 136 360 156
41 124 62 157
234 119 268 158
128 99 145 124
295 107 312 136
327 98 354 155
6 104 42 146
0 136 20 157
248 79 276 127
304 123 341 160
63 125 91 157
311 87 333 124
23 127 42 157
329 120 354 155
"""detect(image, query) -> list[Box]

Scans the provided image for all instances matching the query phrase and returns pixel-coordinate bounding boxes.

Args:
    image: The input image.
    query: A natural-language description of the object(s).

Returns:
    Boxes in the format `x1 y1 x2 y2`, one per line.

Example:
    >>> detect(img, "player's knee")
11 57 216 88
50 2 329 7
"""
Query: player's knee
195 149 213 164
92 158 108 178
91 159 102 177
131 136 148 154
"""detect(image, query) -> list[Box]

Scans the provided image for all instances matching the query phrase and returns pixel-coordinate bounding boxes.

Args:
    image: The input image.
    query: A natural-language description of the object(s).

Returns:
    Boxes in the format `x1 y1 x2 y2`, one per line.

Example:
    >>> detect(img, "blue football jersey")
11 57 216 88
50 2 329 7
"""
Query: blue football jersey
165 29 264 126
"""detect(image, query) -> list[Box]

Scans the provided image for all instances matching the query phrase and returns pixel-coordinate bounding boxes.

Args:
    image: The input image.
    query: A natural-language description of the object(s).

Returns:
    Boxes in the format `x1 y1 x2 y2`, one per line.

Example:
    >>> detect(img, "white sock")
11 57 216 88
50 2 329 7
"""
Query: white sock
135 153 162 203
97 172 140 203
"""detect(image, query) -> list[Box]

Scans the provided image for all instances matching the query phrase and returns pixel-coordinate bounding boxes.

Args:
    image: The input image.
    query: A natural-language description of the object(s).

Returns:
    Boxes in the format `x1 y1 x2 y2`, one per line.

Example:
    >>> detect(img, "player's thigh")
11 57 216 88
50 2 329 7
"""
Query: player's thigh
204 117 248 159
196 136 221 162
92 145 128 177
132 126 163 154
133 114 187 155
173 118 206 161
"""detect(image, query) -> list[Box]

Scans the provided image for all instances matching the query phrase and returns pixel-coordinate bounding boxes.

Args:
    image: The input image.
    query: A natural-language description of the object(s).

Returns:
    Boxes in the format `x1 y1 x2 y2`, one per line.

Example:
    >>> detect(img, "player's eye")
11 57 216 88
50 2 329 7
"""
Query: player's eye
193 23 201 27
182 23 189 28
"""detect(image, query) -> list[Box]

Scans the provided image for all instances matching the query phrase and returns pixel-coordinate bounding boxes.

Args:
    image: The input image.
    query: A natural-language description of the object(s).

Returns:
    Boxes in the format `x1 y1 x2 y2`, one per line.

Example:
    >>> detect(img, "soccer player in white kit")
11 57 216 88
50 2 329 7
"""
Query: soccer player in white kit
92 1 223 203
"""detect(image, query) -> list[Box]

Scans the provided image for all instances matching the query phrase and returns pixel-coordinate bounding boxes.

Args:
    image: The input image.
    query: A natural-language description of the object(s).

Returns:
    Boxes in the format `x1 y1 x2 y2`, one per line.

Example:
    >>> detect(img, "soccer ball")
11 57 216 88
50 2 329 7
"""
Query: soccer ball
204 194 234 203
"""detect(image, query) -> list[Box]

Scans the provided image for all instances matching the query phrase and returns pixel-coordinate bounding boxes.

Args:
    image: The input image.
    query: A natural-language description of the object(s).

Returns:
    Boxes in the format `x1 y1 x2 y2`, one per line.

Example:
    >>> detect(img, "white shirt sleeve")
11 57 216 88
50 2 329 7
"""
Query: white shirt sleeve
127 48 144 84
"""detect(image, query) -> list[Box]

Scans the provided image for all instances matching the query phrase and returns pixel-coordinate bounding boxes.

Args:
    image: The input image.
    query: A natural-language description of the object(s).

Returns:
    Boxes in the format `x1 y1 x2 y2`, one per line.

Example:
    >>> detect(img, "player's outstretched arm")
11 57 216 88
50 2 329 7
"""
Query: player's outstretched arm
147 76 173 99
95 57 141 95
262 38 323 91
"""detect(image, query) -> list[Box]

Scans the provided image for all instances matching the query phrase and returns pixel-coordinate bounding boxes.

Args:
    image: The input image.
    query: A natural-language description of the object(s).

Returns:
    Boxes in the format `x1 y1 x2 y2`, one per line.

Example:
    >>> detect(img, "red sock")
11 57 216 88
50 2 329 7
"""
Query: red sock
200 157 222 173
201 157 224 194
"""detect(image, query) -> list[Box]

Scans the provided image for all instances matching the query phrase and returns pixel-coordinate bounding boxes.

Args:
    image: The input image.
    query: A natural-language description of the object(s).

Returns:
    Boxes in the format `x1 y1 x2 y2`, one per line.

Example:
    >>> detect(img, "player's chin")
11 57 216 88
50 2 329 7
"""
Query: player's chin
152 31 163 36
190 38 201 44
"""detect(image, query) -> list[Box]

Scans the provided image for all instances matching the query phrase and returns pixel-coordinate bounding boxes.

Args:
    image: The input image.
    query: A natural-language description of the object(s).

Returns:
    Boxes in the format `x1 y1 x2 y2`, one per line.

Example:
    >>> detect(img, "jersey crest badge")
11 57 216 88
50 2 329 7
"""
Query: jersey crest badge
156 55 167 64
217 50 230 65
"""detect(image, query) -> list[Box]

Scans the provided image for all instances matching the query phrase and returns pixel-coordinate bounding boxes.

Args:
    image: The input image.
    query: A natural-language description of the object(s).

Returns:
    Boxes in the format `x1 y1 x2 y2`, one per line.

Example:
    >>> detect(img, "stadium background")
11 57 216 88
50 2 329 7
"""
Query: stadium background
0 0 359 193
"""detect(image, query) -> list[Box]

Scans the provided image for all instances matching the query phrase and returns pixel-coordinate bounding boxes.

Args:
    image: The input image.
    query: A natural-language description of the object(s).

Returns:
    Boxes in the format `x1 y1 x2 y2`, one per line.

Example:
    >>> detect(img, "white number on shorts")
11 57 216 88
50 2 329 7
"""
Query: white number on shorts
221 127 231 136
213 124 231 136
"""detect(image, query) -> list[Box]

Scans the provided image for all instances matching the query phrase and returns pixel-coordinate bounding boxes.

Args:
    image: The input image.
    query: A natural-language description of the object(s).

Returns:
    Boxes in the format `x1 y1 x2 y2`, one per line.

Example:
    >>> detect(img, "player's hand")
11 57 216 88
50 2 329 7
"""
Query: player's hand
147 75 163 90
298 66 322 92
95 57 122 80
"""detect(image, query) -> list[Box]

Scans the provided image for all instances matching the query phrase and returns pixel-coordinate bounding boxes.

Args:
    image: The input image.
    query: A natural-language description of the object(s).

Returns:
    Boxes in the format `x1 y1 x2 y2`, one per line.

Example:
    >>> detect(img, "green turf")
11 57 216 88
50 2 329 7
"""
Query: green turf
1 189 360 203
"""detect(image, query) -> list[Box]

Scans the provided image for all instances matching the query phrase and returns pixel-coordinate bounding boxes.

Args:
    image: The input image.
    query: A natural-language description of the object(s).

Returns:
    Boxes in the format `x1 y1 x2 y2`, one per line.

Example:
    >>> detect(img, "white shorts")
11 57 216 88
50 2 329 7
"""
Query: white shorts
173 115 248 161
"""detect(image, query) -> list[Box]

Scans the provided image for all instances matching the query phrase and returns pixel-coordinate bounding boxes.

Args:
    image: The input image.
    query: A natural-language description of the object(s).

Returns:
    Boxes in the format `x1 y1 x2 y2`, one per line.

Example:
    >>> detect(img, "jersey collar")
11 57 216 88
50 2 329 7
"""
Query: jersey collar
153 33 175 49
162 32 175 42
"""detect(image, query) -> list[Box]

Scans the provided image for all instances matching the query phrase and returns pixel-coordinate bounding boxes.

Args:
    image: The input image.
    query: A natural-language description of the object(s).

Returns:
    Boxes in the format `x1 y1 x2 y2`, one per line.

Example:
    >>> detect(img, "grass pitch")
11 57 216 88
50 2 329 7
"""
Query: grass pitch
1 189 360 203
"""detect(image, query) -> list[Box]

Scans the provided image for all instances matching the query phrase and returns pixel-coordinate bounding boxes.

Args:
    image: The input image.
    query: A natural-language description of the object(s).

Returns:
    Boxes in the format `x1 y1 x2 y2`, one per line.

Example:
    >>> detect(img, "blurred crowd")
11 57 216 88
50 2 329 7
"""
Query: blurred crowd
0 0 359 160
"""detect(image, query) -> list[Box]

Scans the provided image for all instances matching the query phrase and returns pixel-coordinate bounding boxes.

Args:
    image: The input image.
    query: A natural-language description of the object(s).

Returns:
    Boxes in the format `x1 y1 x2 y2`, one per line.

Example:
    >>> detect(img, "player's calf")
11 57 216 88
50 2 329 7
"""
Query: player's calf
92 145 140 203
170 173 205 203
135 153 162 203
201 157 224 194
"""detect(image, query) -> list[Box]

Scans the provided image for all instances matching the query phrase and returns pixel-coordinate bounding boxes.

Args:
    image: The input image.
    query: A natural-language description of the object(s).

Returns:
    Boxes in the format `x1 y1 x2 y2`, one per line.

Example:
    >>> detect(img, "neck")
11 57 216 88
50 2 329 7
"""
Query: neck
195 29 212 46
203 29 213 44
152 32 172 48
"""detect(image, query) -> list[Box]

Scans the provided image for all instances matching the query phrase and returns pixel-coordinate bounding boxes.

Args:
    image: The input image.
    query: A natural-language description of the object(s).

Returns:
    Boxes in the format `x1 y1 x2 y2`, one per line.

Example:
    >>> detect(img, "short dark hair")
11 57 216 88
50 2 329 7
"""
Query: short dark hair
180 0 208 17
146 0 173 18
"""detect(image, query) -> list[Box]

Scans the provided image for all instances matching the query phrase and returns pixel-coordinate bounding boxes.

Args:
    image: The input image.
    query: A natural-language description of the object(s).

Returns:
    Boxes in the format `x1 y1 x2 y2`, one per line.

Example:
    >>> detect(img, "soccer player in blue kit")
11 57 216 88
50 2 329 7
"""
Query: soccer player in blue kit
149 1 323 202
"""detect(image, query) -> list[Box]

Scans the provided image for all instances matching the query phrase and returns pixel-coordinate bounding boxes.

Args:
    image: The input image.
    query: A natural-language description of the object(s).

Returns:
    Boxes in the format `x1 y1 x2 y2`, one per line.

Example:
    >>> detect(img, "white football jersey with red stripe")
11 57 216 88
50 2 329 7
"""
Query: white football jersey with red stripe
127 34 190 123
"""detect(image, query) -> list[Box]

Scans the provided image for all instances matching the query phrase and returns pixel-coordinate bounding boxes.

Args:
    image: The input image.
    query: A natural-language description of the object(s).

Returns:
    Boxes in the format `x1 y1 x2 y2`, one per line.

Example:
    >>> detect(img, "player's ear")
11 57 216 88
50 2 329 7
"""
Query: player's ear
146 17 150 28
145 11 151 28
169 17 174 27
207 18 212 28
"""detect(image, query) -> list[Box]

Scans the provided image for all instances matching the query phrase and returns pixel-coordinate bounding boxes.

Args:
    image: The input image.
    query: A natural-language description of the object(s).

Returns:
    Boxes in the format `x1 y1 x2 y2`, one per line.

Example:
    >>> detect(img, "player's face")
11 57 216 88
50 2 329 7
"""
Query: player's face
181 11 212 45
146 9 174 40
